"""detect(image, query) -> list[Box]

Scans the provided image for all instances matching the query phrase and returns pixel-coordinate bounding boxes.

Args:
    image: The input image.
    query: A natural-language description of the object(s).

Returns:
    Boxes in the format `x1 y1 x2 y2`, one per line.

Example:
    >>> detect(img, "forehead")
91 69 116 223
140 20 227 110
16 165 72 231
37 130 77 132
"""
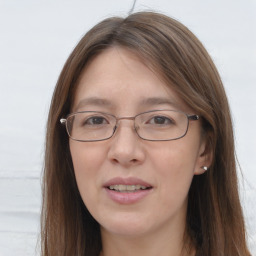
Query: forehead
72 47 187 113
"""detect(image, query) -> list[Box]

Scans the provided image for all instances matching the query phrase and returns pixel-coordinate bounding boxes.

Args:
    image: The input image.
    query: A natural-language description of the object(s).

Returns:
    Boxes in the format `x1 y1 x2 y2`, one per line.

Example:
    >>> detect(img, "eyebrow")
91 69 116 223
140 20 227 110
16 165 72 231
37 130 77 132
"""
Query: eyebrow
74 97 113 111
140 97 180 108
74 96 180 112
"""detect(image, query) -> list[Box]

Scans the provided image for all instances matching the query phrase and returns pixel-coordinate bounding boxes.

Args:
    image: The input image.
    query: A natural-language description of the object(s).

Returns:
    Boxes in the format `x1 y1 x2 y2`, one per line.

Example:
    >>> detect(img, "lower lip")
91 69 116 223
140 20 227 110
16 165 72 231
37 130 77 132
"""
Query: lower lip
104 188 152 204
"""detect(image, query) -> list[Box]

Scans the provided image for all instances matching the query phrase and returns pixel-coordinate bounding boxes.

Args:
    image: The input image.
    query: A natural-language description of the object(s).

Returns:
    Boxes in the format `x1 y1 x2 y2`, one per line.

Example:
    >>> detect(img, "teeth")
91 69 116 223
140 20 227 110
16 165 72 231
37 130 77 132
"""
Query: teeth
109 184 148 192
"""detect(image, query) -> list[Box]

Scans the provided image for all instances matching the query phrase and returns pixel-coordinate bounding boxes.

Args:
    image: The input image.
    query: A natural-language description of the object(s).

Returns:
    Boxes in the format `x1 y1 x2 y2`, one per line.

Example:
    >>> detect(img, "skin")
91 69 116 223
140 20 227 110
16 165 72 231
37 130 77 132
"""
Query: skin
70 47 211 256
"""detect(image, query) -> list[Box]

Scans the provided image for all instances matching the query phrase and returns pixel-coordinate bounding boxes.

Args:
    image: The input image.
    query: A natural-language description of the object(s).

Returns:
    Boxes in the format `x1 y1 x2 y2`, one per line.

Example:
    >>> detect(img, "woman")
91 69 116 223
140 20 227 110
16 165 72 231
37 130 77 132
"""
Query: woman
41 11 251 256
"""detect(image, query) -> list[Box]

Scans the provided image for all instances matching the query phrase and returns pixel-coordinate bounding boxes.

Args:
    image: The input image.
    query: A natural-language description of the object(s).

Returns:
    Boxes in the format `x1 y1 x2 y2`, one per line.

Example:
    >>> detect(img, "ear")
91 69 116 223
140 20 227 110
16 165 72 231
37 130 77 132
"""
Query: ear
194 136 213 175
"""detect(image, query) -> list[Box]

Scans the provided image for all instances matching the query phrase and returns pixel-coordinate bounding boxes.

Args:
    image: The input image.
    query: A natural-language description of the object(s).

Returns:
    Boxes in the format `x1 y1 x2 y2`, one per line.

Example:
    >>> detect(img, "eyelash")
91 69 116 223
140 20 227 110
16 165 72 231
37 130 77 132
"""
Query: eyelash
83 116 109 125
146 116 174 125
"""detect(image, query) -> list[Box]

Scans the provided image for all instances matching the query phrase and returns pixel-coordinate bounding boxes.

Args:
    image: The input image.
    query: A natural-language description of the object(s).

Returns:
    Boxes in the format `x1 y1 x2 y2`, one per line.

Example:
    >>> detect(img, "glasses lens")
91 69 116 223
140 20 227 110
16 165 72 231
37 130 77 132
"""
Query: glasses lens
66 112 115 141
135 110 188 141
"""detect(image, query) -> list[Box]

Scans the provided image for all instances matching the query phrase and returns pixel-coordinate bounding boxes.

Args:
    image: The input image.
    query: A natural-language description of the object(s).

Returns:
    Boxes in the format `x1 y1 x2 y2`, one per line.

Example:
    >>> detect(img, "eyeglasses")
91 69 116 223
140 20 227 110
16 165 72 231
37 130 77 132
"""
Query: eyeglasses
60 110 199 142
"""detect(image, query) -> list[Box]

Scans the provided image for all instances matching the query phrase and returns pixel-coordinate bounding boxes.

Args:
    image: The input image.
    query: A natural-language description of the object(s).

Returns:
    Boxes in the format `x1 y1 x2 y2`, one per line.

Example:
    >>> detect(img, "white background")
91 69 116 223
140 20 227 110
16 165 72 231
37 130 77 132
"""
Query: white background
0 0 255 255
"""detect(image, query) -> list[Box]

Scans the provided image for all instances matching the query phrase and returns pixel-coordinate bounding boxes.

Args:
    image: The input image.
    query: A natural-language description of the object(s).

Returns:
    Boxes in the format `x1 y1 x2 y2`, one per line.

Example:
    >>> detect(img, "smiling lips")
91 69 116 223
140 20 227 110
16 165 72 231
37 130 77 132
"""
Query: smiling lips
103 177 153 204
109 184 148 192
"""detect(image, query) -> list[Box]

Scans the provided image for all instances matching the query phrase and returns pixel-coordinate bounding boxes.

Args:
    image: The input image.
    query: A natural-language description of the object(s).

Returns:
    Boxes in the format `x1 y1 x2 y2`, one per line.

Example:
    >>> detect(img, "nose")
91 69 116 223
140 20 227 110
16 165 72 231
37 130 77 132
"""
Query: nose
107 120 146 167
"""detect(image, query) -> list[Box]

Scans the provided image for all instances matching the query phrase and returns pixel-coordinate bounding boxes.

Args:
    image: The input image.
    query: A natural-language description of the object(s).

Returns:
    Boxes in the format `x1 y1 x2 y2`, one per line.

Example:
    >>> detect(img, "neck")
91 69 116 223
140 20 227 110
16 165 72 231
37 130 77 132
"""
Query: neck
100 225 195 256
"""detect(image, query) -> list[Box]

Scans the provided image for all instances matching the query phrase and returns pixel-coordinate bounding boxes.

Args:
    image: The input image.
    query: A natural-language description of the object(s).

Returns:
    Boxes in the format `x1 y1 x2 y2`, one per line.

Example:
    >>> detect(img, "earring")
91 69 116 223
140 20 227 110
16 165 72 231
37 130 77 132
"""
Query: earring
202 166 208 171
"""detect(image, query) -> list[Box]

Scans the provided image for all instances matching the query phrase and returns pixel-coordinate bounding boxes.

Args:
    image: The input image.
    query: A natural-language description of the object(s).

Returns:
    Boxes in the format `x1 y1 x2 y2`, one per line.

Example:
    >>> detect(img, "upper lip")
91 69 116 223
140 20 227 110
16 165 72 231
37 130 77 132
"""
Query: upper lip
103 177 153 188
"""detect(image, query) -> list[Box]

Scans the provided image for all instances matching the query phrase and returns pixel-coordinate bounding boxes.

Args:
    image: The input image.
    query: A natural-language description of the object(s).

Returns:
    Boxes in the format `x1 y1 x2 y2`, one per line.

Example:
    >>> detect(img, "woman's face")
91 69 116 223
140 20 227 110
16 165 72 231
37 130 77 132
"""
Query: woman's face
70 47 208 239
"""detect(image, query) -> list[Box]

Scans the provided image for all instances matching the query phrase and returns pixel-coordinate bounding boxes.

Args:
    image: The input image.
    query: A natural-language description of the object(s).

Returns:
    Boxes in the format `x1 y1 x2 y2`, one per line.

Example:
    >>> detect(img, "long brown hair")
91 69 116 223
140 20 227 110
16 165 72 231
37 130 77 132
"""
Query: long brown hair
41 11 251 255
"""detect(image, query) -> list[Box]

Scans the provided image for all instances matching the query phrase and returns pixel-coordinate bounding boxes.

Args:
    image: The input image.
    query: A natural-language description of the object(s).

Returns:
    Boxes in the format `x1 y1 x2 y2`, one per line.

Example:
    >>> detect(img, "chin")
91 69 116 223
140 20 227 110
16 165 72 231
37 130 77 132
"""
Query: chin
99 214 152 237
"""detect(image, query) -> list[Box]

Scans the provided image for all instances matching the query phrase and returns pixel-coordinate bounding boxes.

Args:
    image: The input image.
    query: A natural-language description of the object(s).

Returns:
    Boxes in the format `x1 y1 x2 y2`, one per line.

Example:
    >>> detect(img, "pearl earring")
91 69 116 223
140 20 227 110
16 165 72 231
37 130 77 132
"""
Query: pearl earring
203 166 208 171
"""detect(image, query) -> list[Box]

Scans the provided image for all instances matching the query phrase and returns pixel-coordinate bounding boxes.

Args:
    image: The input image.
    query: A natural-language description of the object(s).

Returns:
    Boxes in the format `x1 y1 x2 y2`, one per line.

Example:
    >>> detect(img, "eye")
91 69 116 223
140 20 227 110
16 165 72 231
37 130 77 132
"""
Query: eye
148 115 174 125
84 116 109 125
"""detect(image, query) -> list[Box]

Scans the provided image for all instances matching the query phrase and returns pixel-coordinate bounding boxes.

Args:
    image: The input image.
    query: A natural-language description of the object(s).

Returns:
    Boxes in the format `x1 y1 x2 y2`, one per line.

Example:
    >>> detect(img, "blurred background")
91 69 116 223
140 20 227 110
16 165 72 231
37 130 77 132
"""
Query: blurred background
0 0 255 255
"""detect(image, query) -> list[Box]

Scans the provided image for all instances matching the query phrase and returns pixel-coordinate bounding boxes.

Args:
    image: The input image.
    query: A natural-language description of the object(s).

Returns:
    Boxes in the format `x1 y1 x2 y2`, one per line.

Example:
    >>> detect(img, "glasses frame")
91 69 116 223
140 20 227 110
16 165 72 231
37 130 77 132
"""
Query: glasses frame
60 109 200 142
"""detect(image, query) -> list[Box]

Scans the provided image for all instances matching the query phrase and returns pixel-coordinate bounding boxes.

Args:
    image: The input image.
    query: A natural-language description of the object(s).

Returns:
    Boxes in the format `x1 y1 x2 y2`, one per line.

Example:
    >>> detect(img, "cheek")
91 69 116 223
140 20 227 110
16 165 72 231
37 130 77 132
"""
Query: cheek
148 140 198 196
70 141 105 174
69 141 107 199
150 141 197 174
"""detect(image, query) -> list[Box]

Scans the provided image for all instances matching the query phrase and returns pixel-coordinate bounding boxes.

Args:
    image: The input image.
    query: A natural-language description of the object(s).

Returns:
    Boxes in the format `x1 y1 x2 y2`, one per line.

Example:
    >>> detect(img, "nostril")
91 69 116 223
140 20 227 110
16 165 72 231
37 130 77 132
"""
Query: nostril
111 158 119 164
111 158 137 165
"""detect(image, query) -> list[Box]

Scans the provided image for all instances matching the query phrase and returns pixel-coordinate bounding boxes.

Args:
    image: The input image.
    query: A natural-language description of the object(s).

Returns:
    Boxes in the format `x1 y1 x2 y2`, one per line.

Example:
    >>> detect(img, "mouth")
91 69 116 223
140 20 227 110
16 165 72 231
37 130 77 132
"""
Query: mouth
103 177 153 204
107 184 152 193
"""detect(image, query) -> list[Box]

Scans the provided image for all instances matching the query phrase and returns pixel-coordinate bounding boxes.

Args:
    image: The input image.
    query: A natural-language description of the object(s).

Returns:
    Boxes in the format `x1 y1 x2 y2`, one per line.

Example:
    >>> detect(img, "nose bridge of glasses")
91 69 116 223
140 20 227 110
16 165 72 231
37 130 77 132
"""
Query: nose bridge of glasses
116 116 135 122
114 116 137 131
